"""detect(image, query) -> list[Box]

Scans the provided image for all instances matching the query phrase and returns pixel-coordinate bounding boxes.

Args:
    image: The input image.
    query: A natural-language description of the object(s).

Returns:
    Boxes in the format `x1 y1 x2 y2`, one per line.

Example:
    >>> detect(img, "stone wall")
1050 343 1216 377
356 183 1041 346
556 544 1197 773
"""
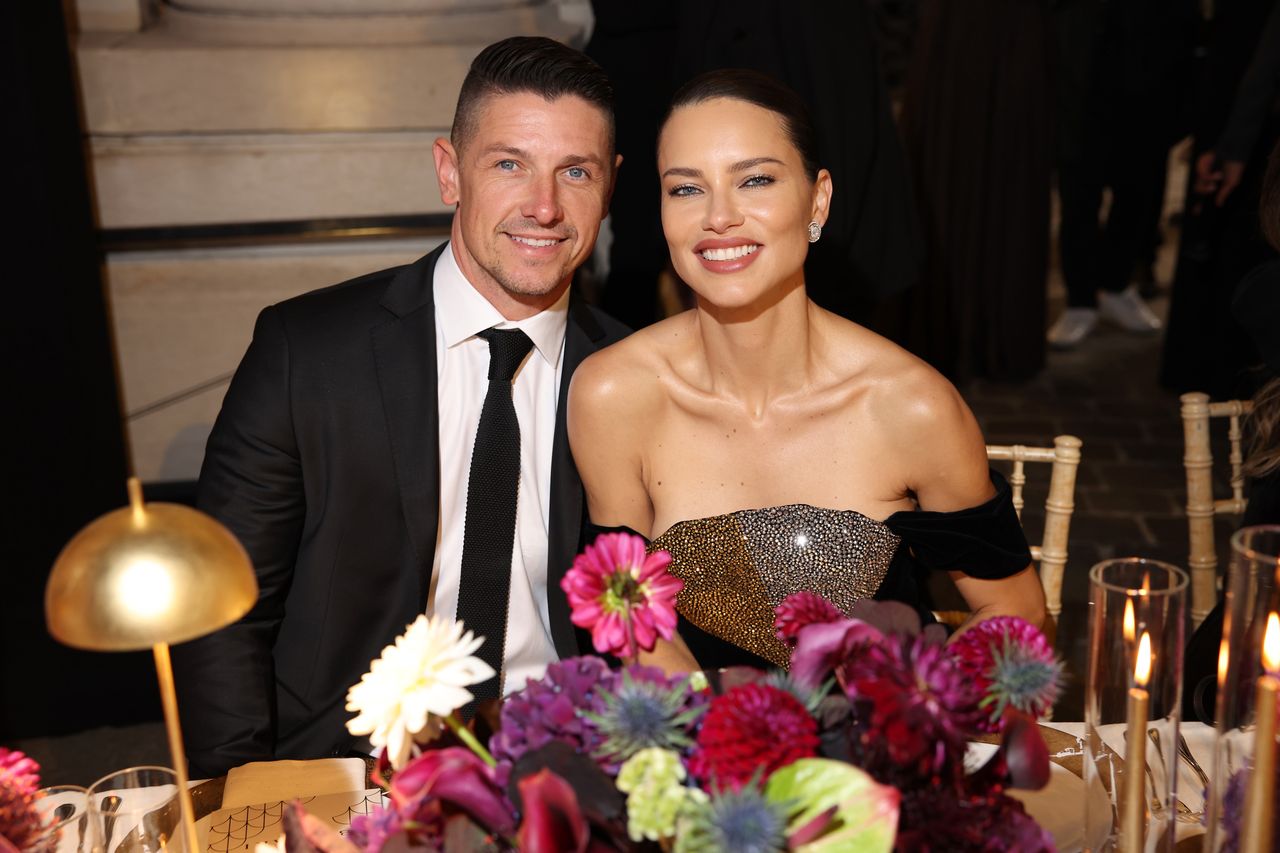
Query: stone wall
71 0 585 480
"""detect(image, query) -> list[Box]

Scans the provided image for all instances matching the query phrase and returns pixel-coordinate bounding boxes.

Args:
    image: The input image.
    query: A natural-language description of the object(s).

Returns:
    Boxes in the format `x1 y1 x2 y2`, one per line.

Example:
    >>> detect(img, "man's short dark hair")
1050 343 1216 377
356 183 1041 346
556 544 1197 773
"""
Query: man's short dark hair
451 36 615 154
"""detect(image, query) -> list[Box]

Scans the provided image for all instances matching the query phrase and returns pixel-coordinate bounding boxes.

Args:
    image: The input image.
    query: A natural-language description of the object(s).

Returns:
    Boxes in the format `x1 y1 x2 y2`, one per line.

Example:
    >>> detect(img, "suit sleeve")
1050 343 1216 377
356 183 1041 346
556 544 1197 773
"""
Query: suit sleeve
172 305 306 777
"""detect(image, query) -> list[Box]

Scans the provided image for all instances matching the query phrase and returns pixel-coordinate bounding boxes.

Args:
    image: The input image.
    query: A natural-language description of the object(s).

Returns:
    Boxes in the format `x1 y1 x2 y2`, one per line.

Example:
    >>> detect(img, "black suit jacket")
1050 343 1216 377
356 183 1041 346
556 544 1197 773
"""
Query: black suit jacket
173 244 628 777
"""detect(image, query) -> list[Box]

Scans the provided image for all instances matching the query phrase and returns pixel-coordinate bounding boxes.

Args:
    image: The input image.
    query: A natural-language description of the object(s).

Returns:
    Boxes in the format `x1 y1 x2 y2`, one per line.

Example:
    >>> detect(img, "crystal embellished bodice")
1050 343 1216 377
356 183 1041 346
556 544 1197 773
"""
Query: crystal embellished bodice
649 504 903 669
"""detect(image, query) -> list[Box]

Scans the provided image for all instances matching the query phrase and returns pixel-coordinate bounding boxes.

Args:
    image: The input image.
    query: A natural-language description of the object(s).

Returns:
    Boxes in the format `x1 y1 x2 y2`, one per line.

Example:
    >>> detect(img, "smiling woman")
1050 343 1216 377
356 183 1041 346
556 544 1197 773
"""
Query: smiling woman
568 69 1047 674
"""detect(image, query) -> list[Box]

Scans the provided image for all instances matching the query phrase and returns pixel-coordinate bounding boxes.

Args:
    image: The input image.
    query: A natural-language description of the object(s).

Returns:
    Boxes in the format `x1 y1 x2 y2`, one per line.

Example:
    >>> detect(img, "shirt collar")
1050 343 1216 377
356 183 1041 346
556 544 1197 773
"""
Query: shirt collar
434 240 570 368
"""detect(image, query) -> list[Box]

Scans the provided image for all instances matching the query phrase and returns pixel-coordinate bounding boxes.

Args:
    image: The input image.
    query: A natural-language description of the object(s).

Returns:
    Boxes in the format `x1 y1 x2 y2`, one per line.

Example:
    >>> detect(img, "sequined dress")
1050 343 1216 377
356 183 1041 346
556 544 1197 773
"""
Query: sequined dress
643 470 1032 670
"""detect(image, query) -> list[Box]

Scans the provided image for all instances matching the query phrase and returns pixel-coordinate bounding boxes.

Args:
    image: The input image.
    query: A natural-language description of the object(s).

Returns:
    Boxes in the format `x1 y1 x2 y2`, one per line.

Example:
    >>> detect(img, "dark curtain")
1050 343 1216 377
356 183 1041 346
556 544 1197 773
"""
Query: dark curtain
1 1 153 737
883 0 1053 383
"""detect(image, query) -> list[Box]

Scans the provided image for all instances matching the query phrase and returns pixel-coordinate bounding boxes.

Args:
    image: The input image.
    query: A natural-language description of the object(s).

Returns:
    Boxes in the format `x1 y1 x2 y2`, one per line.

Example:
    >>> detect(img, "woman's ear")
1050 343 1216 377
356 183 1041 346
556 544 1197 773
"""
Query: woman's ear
812 168 834 227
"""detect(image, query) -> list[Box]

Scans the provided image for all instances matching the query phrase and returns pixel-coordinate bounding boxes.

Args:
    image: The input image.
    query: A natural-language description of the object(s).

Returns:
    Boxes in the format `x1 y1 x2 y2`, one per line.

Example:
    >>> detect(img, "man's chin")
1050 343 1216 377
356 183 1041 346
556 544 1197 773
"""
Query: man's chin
495 275 571 301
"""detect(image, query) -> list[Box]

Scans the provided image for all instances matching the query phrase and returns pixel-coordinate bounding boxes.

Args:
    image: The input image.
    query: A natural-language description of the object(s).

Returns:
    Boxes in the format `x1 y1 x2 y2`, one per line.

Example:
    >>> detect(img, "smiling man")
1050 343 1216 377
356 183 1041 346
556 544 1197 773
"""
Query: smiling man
173 37 629 777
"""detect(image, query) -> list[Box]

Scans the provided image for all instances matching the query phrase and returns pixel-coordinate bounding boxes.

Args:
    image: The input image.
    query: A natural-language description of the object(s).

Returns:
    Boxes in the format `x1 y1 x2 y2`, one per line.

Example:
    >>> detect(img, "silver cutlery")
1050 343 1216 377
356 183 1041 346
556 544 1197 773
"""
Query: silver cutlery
1147 728 1194 818
1177 733 1211 791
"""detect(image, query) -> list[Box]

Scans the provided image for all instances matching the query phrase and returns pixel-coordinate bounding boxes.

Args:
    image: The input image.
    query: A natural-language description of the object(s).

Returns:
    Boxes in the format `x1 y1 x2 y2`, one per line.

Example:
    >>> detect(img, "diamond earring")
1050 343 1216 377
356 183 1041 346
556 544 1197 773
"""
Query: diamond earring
807 221 822 243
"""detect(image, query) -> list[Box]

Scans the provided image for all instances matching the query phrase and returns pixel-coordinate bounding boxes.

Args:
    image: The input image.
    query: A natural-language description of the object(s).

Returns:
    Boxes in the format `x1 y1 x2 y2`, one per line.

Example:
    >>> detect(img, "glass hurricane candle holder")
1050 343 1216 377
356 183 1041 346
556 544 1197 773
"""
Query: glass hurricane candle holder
32 785 89 853
1084 558 1188 852
87 766 184 853
1204 525 1280 852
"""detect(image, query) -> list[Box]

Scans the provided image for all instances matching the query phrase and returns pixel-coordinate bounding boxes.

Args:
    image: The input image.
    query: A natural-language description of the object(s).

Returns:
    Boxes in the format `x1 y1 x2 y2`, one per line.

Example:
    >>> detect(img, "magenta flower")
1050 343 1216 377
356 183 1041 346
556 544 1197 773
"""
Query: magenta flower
950 616 1062 732
774 591 844 646
516 769 592 853
560 533 683 660
788 617 885 690
843 634 981 779
388 746 515 837
0 749 43 853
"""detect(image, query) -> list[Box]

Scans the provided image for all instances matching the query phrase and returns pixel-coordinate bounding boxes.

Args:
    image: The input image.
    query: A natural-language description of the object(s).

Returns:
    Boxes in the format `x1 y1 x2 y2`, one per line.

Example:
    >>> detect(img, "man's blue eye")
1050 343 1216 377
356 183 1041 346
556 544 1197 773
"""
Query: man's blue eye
567 166 587 179
497 160 517 171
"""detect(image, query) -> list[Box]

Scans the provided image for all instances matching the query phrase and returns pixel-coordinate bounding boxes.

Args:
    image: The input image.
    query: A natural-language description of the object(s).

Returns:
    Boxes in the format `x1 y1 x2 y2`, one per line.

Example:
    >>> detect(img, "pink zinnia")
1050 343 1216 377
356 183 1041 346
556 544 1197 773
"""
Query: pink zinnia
774 591 844 646
560 532 683 658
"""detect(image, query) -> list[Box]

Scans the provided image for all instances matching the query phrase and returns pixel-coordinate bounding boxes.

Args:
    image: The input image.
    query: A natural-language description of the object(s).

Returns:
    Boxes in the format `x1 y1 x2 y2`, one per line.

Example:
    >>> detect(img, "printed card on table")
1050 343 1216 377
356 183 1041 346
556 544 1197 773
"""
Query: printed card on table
196 790 386 852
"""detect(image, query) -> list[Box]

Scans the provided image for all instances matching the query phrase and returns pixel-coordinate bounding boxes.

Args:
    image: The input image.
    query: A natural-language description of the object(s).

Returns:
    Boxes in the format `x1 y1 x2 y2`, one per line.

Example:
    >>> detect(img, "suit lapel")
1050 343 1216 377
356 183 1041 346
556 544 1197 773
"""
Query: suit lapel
372 245 447 610
546 294 608 657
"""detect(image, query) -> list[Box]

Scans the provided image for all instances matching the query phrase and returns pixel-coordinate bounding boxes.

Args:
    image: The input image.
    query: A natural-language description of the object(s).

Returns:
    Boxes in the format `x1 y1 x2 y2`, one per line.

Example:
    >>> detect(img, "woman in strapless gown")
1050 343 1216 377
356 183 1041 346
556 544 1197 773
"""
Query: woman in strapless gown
567 69 1047 673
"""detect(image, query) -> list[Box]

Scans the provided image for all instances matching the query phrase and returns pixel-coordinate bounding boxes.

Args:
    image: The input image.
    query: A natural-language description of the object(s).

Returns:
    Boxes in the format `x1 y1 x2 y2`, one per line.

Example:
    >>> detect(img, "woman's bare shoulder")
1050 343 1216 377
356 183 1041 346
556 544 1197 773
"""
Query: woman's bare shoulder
817 311 978 441
570 311 694 417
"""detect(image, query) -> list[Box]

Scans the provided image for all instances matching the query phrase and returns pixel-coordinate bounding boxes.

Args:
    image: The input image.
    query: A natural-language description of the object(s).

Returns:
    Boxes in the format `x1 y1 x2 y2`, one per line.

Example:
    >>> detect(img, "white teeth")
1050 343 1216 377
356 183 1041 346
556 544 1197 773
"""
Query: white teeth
511 235 559 247
700 244 759 261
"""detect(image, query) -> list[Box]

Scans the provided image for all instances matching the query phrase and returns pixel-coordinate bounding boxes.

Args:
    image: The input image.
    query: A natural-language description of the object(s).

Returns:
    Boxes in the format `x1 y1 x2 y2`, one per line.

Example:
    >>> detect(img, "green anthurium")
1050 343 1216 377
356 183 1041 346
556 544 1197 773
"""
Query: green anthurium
763 758 898 853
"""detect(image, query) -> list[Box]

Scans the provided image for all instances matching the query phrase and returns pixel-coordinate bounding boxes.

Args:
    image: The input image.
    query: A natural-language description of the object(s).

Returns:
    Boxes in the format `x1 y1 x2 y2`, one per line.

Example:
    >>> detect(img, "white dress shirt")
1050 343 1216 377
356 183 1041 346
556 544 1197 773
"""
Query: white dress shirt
426 242 568 695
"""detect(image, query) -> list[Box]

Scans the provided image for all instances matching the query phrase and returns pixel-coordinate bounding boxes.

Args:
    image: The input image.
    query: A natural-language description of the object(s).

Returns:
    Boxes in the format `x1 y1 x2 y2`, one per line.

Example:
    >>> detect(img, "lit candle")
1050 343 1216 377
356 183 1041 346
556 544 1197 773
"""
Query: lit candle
1123 632 1152 853
1241 611 1279 853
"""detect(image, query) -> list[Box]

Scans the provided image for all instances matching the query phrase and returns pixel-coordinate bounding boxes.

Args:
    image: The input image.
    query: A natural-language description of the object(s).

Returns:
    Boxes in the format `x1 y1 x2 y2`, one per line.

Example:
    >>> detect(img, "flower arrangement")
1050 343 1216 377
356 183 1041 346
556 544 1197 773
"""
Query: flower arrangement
280 532 1062 852
0 748 47 853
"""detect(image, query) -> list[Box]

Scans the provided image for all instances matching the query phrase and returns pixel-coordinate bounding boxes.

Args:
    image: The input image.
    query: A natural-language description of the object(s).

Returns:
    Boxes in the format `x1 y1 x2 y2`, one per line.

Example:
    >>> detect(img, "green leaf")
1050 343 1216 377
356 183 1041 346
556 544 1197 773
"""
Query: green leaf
763 758 898 853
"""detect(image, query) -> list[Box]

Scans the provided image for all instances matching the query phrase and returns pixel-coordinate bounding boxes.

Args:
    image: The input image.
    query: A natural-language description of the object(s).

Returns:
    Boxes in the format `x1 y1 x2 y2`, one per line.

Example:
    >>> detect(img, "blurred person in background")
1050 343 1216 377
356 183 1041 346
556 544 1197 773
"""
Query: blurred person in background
1162 0 1280 399
1183 139 1280 722
1046 0 1196 350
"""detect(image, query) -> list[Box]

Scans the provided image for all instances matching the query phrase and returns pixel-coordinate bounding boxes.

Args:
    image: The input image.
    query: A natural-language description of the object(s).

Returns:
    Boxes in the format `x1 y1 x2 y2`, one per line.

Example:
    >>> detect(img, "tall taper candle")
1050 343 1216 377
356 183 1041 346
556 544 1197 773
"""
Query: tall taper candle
1123 632 1152 853
1241 611 1279 853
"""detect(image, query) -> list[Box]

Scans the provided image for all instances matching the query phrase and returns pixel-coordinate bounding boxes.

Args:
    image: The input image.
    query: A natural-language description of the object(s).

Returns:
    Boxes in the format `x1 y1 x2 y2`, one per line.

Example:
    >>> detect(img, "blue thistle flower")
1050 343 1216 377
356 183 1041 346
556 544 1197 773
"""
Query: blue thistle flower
981 634 1064 722
952 616 1063 731
585 667 706 768
762 671 833 714
675 782 789 853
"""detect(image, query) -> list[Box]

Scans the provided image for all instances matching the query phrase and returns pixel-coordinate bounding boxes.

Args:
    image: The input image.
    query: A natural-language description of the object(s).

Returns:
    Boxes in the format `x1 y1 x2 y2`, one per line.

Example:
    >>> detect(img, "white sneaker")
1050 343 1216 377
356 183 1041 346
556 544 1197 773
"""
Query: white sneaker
1047 308 1099 349
1098 284 1162 333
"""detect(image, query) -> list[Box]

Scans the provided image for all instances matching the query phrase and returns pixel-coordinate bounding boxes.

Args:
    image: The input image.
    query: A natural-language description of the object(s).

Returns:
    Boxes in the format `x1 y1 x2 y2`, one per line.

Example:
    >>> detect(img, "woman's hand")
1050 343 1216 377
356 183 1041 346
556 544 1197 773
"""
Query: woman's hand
638 633 701 676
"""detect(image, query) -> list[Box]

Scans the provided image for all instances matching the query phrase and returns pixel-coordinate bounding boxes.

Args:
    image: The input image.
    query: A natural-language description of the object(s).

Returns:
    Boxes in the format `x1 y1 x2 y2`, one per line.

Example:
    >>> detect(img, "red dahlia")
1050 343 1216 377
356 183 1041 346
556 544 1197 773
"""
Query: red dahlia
688 683 820 791
774 591 844 646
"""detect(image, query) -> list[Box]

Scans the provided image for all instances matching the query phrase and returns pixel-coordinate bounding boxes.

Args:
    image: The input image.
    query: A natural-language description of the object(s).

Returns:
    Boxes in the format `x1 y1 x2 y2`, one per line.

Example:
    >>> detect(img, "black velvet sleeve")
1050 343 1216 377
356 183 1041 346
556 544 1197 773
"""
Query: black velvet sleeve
585 521 648 543
883 469 1033 579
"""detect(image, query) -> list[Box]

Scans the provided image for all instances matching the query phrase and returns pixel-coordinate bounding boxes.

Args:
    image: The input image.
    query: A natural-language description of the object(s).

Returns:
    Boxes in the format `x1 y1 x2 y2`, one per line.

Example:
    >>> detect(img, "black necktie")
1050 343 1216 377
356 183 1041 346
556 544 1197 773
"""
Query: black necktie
456 327 534 703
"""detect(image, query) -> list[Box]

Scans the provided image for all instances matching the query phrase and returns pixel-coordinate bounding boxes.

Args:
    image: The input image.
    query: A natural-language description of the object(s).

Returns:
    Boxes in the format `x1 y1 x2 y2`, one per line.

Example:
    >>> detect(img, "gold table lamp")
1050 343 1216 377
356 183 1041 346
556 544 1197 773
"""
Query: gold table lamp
45 478 257 853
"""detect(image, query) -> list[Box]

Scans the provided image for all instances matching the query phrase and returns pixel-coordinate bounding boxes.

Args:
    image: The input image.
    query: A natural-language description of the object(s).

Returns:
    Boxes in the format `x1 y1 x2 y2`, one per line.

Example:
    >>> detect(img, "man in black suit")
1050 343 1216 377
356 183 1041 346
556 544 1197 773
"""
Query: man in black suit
173 37 628 777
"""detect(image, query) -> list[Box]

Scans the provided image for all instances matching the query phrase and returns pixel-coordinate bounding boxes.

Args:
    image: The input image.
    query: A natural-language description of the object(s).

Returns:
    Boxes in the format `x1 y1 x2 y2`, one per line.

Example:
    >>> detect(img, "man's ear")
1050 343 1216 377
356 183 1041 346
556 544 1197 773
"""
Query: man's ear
603 153 624 217
434 137 461 205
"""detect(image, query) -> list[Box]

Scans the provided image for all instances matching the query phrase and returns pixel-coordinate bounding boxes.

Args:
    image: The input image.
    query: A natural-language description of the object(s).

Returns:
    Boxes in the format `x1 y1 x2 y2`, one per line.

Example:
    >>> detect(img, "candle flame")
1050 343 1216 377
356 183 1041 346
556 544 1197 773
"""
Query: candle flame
1140 572 1150 595
1124 597 1136 643
1264 612 1280 673
1135 632 1152 687
1218 637 1231 684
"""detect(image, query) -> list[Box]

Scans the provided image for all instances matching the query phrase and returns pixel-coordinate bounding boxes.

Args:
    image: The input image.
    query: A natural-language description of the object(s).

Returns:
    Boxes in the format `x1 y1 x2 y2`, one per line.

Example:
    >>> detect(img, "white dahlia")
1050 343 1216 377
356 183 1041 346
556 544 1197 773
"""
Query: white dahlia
345 614 496 769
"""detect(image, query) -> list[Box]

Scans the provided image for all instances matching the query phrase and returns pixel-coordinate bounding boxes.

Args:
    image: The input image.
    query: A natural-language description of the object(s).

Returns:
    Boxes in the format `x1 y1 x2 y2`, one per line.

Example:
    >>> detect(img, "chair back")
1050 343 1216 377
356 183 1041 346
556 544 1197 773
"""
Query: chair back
985 435 1083 623
1180 392 1254 626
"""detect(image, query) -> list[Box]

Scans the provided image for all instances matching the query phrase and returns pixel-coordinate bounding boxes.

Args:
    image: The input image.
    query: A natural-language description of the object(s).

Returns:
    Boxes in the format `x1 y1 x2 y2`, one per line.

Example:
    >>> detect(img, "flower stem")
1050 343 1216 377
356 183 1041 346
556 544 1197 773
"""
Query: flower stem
624 598 639 667
444 713 496 767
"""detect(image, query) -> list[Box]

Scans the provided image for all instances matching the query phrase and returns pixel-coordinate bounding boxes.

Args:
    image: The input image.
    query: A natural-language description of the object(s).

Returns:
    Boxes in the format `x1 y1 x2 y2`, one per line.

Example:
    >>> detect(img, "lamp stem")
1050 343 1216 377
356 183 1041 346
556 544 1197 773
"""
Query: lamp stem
153 642 200 853
127 477 145 524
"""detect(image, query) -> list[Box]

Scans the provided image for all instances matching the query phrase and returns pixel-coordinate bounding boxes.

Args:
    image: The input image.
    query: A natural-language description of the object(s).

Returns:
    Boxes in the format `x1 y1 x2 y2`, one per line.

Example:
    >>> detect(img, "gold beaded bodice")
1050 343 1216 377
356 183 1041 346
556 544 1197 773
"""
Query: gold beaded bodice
649 504 902 669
